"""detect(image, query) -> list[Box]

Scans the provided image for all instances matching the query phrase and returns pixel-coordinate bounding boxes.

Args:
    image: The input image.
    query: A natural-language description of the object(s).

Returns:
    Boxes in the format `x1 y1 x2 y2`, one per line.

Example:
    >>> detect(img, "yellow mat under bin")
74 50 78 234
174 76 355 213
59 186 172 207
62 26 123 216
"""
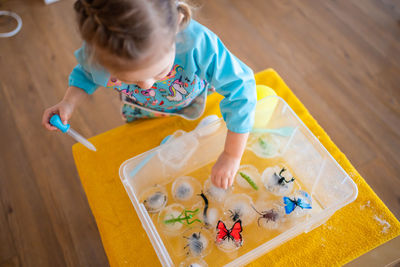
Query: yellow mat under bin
72 69 400 266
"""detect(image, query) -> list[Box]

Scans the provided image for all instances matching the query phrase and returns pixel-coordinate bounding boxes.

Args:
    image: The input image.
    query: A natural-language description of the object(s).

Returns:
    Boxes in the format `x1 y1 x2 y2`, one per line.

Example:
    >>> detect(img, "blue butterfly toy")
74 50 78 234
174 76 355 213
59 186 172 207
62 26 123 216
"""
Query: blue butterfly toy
283 191 312 214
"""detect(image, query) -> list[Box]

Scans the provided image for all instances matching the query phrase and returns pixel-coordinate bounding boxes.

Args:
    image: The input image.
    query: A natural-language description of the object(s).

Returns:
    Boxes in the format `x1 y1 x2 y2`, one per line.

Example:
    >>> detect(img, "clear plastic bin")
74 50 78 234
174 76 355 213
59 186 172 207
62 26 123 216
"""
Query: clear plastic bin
119 96 358 266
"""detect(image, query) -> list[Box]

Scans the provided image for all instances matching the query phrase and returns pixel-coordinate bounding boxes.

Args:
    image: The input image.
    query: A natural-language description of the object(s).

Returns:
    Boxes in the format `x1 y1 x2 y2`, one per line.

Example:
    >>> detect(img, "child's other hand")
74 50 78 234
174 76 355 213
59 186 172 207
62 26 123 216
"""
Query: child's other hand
211 151 241 189
42 100 74 131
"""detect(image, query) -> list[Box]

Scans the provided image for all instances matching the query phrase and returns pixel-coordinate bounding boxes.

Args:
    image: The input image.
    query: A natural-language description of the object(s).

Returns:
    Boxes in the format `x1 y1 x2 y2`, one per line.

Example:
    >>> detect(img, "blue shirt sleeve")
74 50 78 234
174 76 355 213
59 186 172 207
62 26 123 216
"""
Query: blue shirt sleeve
69 64 99 95
68 45 109 94
178 21 257 133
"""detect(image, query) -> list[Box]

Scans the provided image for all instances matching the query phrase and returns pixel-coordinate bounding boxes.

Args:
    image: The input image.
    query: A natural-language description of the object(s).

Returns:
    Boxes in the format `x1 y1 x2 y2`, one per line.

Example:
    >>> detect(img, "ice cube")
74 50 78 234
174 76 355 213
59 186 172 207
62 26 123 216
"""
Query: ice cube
179 257 208 267
203 178 231 203
157 132 199 170
158 203 186 236
140 185 168 213
235 165 261 192
182 227 212 257
223 194 256 226
253 198 286 230
283 190 312 218
262 166 295 196
248 133 281 158
172 176 202 206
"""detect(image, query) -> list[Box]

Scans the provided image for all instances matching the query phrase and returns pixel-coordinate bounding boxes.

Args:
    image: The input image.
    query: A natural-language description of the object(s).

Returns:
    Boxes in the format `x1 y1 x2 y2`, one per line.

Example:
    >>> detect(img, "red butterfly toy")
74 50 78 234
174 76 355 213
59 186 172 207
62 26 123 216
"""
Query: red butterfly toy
216 220 243 246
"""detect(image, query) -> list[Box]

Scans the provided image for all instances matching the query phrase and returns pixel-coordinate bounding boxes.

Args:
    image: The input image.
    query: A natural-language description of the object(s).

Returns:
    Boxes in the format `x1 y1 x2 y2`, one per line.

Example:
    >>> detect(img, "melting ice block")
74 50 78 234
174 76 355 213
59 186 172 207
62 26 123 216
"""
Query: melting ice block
262 165 295 196
140 185 168 213
172 176 202 206
157 130 199 170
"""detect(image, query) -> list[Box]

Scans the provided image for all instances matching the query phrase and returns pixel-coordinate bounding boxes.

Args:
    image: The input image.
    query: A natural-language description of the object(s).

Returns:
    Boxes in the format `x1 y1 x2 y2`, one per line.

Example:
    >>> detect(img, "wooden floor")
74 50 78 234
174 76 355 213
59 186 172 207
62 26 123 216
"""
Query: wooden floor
0 0 399 266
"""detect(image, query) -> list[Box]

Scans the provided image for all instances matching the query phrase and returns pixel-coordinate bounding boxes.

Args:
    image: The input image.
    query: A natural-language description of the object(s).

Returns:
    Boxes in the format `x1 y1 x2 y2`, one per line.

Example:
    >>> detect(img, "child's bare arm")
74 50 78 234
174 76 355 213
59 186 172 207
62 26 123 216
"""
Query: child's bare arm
211 130 249 189
42 86 88 131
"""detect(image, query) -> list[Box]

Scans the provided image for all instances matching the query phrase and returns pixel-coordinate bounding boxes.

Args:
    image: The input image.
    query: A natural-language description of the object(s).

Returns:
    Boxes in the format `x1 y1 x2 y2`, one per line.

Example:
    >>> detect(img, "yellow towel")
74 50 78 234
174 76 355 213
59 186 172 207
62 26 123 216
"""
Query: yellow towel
73 69 400 267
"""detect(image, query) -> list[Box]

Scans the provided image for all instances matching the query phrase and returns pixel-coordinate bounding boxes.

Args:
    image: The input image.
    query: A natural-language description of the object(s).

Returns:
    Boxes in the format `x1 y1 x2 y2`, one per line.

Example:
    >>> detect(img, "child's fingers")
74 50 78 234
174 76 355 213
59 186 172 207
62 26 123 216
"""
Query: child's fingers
59 110 71 125
211 168 220 187
46 124 58 131
42 108 52 126
212 174 222 188
222 177 228 190
58 104 73 125
228 175 235 188
211 173 217 187
60 115 69 125
42 108 58 131
216 176 222 188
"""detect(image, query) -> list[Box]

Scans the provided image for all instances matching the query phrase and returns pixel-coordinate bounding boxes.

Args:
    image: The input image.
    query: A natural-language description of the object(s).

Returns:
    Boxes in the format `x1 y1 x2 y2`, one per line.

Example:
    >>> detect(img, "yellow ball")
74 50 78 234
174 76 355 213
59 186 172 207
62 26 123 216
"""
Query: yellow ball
256 84 277 100
254 85 278 128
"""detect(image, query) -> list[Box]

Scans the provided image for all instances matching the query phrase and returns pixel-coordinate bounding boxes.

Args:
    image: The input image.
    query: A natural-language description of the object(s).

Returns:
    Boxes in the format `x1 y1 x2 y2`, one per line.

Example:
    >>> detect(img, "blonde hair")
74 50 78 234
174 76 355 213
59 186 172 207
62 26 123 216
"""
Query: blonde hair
74 0 193 70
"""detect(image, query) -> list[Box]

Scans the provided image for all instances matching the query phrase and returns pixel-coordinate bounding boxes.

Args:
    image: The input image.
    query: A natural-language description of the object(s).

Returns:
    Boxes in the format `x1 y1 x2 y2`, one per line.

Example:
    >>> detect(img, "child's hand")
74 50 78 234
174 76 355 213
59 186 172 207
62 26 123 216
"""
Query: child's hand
42 99 75 131
211 151 241 189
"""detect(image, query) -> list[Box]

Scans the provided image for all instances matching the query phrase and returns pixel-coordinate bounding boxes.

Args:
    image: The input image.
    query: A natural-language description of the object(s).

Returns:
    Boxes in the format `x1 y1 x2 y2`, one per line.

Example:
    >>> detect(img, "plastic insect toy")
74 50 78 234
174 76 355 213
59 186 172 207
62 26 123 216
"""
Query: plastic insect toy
258 137 268 149
228 209 242 222
143 191 167 213
216 220 243 246
283 196 312 214
275 168 295 185
239 172 259 190
175 183 192 200
184 232 204 256
251 205 279 226
198 192 209 226
163 208 202 225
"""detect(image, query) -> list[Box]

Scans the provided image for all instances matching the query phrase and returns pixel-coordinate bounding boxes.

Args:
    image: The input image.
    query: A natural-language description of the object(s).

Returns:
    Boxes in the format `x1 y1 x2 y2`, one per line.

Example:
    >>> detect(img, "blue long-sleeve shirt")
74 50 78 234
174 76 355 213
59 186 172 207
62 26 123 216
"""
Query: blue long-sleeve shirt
69 20 256 133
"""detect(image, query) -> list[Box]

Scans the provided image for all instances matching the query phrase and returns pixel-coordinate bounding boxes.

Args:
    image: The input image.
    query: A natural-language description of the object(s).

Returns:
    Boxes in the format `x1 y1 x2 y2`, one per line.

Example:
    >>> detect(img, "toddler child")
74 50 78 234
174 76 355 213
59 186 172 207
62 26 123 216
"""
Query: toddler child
42 0 257 189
